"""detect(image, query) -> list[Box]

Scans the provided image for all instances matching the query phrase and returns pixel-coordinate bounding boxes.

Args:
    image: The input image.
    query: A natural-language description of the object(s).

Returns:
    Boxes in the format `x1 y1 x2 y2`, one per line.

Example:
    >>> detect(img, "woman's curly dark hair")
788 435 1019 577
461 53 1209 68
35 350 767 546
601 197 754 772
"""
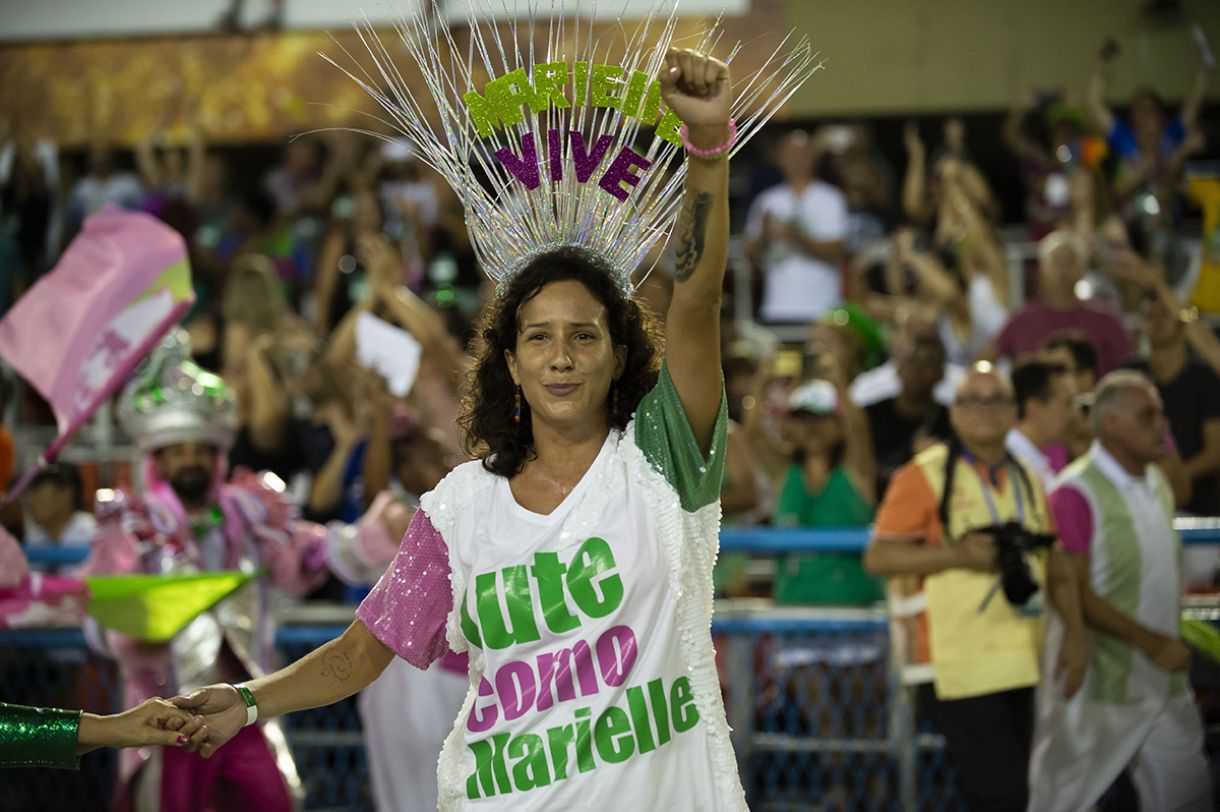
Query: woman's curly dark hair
460 247 663 477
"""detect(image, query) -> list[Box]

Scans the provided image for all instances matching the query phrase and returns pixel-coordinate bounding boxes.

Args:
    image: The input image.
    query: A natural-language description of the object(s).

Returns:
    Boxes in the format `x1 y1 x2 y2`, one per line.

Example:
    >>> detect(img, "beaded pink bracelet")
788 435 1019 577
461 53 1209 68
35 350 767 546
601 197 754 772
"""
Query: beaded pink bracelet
680 117 738 159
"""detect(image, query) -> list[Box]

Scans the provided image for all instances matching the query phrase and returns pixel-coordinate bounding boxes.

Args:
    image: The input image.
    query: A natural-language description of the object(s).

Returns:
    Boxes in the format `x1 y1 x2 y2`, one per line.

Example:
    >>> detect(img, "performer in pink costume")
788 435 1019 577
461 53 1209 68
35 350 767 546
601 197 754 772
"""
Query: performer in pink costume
77 331 329 812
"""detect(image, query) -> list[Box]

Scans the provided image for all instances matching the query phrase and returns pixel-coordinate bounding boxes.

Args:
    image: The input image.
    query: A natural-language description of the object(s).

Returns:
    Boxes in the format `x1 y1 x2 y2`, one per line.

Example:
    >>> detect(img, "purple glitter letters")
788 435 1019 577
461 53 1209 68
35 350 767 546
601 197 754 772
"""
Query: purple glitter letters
491 129 652 201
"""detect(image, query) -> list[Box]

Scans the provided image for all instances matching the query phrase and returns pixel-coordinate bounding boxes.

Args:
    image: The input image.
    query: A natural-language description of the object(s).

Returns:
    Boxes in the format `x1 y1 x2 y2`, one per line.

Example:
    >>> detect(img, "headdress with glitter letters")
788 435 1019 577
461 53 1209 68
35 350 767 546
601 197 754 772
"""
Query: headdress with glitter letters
118 330 237 453
327 0 820 294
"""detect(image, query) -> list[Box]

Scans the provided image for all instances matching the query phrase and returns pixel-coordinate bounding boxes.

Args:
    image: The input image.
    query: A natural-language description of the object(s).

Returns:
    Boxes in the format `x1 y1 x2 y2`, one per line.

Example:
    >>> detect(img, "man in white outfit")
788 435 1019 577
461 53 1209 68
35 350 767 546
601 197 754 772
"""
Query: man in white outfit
1029 370 1212 811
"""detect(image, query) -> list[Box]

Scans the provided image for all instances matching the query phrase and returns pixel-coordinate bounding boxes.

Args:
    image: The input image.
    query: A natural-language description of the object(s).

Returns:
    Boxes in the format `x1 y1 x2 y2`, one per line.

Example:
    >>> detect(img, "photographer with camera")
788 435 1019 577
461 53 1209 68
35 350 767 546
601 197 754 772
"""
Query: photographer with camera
864 364 1085 812
1028 371 1211 812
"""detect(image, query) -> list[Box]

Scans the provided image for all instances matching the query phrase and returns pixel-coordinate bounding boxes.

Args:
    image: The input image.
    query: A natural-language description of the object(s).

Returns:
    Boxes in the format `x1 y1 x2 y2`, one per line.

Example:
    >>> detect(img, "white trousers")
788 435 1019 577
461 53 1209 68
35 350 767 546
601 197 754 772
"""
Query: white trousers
359 657 470 812
1127 693 1212 812
1029 688 1211 812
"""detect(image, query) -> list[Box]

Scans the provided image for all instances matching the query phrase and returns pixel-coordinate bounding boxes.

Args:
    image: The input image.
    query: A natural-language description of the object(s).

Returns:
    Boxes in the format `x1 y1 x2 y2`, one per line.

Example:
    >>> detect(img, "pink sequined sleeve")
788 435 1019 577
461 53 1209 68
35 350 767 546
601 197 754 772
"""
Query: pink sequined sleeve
356 508 454 670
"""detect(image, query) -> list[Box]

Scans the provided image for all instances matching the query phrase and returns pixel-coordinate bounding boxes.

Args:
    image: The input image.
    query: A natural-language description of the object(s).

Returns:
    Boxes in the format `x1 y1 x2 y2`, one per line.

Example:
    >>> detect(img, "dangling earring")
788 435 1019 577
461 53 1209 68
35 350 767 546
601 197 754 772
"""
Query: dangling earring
611 384 619 416
514 386 522 424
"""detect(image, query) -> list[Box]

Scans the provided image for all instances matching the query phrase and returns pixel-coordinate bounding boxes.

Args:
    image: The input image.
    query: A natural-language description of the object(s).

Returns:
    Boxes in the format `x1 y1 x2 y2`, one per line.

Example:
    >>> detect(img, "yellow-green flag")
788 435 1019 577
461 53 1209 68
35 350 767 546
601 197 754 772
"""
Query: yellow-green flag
83 571 255 643
1183 616 1220 664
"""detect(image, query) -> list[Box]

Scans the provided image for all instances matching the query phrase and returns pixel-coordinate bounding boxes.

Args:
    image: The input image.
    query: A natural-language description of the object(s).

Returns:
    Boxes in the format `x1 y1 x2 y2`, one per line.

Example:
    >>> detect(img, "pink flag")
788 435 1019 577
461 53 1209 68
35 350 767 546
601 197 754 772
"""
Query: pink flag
0 208 194 496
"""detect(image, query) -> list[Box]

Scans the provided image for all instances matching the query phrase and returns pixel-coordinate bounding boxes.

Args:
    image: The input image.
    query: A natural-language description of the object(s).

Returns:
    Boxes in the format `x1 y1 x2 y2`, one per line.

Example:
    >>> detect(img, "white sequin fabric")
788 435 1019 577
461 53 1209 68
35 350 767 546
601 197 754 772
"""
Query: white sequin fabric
410 427 744 810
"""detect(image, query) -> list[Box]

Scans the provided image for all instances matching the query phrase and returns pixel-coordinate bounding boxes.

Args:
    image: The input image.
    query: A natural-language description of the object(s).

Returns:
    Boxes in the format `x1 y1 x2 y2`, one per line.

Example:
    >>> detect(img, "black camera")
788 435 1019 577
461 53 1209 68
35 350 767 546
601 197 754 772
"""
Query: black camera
972 522 1056 606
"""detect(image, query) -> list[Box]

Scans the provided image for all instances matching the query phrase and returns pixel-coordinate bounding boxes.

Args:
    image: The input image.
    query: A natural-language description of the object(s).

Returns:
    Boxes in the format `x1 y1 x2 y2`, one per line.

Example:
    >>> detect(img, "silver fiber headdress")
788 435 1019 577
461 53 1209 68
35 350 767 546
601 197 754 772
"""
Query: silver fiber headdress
118 330 237 453
327 0 820 293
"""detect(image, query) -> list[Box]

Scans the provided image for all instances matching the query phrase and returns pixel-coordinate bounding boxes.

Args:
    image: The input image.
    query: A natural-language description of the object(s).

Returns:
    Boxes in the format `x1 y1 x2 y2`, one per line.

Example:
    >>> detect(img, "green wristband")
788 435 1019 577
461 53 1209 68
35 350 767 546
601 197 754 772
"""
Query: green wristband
233 684 258 727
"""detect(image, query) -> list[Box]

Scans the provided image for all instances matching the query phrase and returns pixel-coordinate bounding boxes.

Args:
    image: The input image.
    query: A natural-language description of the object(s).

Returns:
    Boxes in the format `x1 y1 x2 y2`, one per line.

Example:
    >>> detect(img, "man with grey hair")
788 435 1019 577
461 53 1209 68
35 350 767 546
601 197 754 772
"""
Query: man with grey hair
990 229 1131 373
1029 370 1211 811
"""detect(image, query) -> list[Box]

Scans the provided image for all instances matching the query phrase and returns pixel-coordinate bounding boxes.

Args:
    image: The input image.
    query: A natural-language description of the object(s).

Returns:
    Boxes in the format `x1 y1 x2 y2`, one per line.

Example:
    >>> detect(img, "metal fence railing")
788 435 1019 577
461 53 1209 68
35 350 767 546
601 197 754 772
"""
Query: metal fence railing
713 605 964 812
4 524 1220 810
18 517 1220 567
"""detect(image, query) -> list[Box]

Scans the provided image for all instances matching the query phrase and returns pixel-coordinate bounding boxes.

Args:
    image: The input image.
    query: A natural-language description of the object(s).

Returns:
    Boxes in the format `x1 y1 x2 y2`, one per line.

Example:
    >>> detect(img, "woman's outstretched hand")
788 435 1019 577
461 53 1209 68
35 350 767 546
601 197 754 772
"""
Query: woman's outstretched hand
658 48 731 137
76 697 198 755
171 685 248 758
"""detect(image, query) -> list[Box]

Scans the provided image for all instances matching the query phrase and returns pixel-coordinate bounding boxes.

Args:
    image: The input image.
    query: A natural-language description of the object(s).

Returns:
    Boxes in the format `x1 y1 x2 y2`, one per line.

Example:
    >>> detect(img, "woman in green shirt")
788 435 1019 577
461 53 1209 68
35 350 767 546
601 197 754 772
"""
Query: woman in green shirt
773 379 883 604
1 694 195 769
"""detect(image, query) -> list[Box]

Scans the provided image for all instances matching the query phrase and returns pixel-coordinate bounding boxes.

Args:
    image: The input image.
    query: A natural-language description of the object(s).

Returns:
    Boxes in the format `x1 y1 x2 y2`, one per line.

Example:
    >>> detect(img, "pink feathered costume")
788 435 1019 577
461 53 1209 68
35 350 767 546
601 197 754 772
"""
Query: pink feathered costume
77 463 328 812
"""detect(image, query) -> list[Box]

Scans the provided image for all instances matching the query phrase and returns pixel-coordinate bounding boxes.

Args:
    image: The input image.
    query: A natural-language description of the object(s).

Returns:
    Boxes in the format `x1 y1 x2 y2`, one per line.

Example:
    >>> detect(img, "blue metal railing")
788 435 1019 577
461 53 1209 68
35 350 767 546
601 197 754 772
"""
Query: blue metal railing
717 520 1220 553
0 619 894 649
21 544 91 565
8 521 1220 812
21 519 1220 568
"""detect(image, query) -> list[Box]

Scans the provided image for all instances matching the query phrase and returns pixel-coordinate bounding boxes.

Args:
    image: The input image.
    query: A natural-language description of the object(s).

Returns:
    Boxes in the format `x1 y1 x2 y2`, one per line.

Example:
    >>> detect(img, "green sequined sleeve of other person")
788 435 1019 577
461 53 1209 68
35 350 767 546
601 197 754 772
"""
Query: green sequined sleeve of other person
0 702 81 769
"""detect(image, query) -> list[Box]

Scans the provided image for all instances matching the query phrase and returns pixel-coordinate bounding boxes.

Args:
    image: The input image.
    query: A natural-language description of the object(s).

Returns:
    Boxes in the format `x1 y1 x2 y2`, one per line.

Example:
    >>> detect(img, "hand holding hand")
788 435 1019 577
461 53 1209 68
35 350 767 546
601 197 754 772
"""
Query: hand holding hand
76 697 198 755
171 684 248 759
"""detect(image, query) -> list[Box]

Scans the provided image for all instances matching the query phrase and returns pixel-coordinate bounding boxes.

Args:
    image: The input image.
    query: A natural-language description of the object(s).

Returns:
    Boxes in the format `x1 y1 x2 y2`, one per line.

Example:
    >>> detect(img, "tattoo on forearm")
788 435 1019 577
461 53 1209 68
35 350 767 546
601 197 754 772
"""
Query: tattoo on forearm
674 192 713 282
320 648 354 682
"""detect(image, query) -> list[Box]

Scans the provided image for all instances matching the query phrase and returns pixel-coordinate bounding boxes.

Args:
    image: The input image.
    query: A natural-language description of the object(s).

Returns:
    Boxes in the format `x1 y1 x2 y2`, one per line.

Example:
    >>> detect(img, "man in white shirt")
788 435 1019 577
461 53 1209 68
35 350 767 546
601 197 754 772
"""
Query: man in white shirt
745 131 848 323
1006 360 1077 491
1030 371 1211 811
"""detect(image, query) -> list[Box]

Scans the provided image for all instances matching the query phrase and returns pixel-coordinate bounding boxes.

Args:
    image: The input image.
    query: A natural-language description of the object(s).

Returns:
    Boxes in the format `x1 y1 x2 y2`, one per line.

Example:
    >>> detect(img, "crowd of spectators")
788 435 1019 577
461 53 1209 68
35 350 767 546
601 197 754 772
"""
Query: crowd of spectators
0 25 1215 809
0 37 1216 611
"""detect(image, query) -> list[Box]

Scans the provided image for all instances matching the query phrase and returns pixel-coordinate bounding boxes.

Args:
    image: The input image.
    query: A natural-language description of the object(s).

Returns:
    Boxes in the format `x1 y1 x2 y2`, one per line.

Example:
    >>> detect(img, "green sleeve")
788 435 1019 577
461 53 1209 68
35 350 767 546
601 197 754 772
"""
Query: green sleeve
633 362 728 512
0 703 81 770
